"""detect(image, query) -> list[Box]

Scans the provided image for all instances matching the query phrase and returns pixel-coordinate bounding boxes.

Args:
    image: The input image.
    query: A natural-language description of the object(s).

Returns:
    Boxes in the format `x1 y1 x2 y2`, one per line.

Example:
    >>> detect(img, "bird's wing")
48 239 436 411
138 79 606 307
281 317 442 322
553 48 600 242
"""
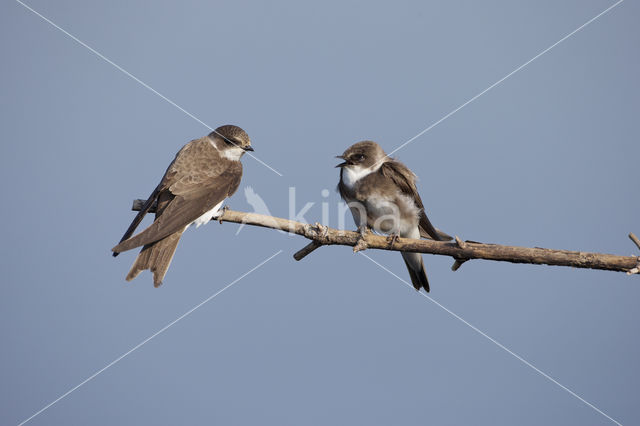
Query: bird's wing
112 139 200 253
112 166 242 253
112 139 242 253
112 186 161 257
379 160 450 241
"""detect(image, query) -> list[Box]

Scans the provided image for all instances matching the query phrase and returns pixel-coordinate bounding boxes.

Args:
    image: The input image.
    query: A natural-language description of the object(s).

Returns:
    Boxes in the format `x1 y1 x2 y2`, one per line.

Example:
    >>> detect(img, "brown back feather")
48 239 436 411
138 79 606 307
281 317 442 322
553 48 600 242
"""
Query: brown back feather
379 161 443 241
112 138 242 253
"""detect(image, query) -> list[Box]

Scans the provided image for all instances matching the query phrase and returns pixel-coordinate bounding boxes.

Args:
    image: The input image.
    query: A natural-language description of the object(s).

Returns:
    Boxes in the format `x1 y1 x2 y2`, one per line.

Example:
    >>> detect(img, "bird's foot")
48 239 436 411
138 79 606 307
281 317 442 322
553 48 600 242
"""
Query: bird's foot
386 233 400 248
353 225 370 253
353 238 368 252
217 205 230 224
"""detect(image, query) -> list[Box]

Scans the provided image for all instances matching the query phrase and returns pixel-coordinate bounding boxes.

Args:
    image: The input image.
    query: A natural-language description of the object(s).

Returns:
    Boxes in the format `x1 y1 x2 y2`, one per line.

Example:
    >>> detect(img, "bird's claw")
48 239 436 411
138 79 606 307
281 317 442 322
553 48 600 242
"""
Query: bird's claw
353 225 370 252
218 205 230 224
353 238 368 253
386 233 399 248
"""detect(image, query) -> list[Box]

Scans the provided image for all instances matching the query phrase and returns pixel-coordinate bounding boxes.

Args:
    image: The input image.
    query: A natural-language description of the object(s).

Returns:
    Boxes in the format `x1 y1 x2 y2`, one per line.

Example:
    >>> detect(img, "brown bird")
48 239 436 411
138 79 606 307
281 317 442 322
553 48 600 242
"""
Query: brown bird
336 141 451 292
112 125 253 286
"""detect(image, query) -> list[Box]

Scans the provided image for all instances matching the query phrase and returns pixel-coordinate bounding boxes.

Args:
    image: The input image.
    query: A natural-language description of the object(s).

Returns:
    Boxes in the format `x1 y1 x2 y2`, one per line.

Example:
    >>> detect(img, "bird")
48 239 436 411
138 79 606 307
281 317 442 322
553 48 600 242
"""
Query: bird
336 141 451 292
112 125 253 287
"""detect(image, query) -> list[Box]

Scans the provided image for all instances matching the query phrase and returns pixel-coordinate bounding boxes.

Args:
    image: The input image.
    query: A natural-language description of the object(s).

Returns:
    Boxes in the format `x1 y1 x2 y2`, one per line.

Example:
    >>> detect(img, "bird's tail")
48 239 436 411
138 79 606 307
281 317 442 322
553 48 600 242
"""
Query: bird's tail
401 252 429 292
126 232 183 287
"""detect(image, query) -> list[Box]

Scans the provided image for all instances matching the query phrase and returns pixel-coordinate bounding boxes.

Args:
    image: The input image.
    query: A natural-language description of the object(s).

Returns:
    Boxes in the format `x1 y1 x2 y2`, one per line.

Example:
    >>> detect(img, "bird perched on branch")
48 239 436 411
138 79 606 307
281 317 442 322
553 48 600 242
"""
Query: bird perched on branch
112 125 253 286
336 141 451 292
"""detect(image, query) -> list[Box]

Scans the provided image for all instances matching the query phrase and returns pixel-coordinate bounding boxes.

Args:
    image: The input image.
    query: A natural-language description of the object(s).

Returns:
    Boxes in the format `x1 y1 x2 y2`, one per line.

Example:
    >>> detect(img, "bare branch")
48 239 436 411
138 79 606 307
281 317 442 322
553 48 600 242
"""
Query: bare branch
454 236 467 249
451 236 469 271
131 199 639 275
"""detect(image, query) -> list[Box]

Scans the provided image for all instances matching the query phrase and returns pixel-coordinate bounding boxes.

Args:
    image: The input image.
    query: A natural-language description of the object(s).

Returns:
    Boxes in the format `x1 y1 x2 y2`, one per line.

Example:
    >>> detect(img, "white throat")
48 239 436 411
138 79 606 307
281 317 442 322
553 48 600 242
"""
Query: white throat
209 137 245 161
221 146 245 161
341 163 381 189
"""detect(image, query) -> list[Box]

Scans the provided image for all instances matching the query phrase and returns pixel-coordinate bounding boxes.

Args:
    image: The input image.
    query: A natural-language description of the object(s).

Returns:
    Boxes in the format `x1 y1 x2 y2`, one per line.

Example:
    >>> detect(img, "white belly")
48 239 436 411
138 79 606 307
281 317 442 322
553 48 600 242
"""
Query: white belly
366 194 420 235
192 200 224 228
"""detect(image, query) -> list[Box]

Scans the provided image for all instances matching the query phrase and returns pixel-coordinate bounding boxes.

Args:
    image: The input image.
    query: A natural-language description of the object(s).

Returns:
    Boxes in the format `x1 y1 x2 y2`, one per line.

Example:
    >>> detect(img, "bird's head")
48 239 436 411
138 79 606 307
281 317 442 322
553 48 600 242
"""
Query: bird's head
209 125 253 160
336 140 386 170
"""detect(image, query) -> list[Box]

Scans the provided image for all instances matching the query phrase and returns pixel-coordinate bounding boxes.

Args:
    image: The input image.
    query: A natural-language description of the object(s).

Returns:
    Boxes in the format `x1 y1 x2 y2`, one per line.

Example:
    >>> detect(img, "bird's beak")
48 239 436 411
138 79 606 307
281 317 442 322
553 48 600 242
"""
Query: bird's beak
335 155 347 168
244 146 254 152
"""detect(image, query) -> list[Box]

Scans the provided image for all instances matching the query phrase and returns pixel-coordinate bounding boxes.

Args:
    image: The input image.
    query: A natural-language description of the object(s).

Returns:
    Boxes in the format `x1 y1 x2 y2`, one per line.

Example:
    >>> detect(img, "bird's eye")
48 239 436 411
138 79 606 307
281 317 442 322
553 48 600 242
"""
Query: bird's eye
224 138 235 145
353 154 365 162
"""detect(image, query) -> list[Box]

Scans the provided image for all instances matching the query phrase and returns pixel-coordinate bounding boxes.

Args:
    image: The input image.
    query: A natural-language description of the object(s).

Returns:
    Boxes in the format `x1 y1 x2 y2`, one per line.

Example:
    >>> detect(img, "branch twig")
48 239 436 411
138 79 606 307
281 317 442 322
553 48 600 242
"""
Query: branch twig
131 199 639 275
294 241 323 261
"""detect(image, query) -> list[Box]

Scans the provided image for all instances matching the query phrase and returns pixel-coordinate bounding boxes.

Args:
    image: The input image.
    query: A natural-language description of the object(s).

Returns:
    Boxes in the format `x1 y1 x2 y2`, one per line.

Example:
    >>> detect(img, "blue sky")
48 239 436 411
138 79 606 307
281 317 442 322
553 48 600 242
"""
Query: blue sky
2 1 639 425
